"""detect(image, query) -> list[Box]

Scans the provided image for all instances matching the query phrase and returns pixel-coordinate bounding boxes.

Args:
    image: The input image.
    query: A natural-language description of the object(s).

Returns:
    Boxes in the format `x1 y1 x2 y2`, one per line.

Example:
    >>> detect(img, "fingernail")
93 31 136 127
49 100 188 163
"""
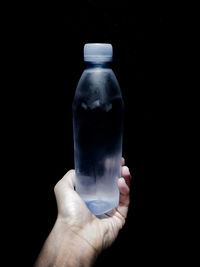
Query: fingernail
123 166 129 172
119 177 125 183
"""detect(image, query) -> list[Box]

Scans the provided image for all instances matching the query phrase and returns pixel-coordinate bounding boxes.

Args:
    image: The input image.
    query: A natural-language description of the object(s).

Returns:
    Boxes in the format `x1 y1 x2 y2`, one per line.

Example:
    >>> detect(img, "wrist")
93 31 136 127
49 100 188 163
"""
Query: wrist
51 219 98 267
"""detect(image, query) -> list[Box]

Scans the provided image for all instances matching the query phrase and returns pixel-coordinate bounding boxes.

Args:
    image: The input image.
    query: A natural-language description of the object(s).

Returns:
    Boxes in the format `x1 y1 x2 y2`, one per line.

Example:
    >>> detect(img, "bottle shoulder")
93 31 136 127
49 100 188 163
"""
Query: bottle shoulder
79 67 118 83
81 67 117 78
72 67 123 112
76 68 121 96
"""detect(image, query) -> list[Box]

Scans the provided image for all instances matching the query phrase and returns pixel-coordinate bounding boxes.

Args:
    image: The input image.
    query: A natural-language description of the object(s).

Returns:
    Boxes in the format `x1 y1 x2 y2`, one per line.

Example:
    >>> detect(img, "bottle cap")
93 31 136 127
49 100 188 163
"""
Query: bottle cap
84 43 113 62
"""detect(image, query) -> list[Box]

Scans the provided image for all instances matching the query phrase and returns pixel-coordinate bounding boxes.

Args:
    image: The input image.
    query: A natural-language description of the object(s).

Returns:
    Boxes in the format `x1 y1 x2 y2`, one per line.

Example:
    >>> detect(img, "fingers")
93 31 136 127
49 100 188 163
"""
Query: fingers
121 157 125 166
121 166 131 187
117 178 130 219
118 178 130 205
117 165 131 219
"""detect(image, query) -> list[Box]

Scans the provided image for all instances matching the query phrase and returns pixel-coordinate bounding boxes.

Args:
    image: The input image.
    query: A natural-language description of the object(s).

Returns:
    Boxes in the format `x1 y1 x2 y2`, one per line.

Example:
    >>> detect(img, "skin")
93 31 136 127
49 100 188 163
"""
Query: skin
34 158 131 267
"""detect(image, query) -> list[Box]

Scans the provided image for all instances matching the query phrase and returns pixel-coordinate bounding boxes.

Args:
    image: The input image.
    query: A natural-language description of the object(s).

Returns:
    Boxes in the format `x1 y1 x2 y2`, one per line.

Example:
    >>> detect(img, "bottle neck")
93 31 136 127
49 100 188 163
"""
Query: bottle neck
85 61 111 69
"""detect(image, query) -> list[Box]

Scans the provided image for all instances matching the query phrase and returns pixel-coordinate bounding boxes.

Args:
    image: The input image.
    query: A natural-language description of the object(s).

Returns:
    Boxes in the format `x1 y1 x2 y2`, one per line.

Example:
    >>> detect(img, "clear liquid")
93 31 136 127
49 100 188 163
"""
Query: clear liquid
73 97 123 215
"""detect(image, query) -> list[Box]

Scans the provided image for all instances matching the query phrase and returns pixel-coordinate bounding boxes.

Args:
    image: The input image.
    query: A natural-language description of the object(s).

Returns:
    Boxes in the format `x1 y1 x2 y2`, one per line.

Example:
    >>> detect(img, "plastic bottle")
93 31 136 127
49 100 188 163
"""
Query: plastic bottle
72 43 124 215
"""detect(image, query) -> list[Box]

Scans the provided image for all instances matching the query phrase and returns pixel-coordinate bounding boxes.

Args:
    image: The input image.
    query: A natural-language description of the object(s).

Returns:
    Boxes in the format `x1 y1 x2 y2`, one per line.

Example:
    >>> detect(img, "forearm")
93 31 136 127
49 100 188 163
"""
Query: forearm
34 220 97 267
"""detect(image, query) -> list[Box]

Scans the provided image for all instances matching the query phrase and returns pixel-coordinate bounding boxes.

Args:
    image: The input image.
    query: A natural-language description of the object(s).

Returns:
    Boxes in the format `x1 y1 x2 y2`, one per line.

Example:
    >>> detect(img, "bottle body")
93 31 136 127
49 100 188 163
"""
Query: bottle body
73 65 124 215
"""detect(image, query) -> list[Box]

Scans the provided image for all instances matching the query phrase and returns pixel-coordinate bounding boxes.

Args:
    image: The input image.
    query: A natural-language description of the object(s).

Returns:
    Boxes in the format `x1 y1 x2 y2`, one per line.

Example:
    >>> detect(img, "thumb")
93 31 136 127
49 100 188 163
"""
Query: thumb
54 169 75 194
54 170 76 206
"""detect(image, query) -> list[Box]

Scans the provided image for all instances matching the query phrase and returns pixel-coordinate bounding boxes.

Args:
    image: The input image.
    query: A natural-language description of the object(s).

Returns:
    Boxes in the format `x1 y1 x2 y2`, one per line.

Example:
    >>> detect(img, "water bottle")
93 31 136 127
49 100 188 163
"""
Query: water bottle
72 43 124 215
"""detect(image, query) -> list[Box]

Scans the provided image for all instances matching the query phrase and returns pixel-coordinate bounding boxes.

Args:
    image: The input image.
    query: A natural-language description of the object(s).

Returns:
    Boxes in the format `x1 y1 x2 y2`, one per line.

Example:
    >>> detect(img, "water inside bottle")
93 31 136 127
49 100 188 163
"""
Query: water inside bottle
73 97 123 215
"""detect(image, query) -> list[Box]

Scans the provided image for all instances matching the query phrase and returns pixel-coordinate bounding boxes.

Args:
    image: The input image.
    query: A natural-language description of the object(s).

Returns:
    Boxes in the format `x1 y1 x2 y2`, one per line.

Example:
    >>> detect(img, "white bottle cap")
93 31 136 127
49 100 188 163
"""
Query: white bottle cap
84 43 113 62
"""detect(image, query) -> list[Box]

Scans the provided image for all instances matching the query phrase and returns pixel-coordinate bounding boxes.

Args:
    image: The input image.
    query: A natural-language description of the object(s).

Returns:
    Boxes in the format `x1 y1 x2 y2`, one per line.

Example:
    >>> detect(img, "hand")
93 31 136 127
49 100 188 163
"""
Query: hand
54 158 131 256
35 158 131 267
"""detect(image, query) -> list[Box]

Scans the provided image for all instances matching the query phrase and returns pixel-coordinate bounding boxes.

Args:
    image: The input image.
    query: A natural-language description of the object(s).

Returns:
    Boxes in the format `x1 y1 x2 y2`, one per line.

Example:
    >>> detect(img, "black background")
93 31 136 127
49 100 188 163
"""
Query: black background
7 2 181 266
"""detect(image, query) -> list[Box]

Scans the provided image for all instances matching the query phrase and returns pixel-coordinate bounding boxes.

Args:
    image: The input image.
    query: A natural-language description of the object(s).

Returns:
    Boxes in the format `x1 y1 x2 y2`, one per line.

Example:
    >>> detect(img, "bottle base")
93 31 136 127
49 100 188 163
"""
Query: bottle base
85 200 117 216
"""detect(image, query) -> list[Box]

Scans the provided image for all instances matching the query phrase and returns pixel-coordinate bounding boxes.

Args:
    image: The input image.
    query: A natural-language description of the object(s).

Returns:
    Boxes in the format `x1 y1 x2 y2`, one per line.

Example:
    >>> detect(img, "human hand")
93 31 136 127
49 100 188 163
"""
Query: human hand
35 158 131 267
